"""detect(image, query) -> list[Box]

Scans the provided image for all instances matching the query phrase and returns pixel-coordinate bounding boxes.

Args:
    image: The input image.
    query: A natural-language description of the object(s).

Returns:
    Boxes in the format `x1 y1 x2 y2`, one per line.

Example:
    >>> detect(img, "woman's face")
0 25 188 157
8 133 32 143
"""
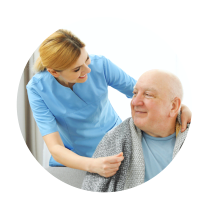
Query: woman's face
48 47 91 88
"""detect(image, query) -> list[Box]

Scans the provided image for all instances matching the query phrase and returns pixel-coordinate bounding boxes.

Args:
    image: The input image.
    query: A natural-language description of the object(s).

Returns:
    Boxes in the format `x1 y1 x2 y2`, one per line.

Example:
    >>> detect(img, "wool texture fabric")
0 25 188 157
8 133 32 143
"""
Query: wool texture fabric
81 114 190 192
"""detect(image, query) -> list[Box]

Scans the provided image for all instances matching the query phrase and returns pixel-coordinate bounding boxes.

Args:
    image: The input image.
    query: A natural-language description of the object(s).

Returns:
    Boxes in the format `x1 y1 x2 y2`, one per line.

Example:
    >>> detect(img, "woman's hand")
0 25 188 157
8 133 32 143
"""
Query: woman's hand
180 104 192 132
89 152 124 177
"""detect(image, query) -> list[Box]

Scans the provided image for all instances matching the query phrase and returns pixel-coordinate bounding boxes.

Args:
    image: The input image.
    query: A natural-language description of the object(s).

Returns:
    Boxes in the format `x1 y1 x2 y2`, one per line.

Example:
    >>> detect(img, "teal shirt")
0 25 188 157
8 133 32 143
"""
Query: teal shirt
142 131 176 182
26 54 136 166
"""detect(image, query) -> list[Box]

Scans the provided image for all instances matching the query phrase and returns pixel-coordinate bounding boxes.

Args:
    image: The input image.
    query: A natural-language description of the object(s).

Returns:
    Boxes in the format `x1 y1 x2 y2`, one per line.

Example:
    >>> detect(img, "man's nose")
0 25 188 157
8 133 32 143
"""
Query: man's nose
132 94 144 106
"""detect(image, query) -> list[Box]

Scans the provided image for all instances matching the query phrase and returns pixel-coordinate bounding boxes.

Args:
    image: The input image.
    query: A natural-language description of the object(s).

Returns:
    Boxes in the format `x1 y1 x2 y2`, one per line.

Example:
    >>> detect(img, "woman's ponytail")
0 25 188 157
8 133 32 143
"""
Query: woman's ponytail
34 56 45 73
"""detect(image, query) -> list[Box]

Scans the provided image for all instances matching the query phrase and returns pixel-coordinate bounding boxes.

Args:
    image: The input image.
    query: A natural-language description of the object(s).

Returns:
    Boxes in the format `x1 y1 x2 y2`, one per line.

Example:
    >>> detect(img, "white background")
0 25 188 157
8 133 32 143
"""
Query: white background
69 18 191 121
0 1 209 208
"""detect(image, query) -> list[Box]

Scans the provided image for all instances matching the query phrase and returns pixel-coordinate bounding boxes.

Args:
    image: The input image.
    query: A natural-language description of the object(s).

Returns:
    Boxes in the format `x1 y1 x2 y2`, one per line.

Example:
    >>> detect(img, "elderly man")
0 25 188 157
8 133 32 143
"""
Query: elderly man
81 69 190 192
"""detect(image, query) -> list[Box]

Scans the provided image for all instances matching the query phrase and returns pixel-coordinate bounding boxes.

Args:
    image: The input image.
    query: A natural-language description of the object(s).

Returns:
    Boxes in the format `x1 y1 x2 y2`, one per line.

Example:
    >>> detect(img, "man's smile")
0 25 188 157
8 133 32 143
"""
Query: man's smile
134 108 147 114
134 110 147 116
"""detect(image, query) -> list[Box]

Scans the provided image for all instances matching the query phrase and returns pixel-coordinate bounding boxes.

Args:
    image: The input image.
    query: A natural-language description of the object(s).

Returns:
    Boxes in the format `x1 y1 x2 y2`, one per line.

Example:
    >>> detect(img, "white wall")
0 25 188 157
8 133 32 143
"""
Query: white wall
17 71 26 140
63 18 190 121
17 49 45 166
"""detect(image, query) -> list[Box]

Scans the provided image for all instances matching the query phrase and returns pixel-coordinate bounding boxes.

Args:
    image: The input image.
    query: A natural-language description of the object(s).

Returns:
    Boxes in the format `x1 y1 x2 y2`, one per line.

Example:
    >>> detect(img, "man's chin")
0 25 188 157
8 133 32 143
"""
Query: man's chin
133 117 145 129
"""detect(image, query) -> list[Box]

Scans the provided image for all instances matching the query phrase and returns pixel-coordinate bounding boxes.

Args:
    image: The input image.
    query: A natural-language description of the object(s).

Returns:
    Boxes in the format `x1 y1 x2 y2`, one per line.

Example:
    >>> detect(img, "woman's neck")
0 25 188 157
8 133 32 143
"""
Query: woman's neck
56 77 74 90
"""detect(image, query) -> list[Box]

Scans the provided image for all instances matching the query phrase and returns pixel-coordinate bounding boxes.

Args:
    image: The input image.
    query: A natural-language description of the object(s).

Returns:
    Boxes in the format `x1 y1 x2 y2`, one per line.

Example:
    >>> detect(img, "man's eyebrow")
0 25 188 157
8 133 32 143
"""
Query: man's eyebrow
145 87 158 92
133 86 158 92
72 54 89 70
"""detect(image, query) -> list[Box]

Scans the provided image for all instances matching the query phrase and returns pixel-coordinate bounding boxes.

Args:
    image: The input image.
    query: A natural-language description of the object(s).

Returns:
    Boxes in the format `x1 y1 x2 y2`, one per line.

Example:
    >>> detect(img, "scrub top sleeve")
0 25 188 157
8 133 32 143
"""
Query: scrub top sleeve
26 86 58 136
103 57 137 98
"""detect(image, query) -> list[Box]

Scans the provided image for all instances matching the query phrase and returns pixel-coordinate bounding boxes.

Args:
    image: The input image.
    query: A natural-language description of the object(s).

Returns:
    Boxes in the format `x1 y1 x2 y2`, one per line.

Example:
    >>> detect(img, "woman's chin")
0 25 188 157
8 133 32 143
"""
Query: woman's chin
78 74 88 82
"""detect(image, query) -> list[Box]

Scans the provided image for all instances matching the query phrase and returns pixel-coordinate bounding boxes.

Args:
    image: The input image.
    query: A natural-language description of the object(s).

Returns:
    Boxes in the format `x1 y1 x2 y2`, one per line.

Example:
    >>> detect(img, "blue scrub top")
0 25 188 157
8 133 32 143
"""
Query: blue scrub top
26 54 136 166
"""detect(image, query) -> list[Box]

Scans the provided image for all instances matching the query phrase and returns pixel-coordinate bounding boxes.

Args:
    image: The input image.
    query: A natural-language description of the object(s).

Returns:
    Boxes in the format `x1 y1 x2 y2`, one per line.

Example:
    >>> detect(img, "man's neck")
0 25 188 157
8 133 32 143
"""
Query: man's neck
141 120 176 138
143 128 175 138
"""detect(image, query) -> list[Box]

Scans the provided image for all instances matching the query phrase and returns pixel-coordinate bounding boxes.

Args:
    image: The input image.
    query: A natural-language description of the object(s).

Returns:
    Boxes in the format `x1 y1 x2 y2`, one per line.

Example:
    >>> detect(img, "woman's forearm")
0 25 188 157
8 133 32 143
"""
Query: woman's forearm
43 132 92 172
43 131 124 177
50 144 92 172
180 104 192 132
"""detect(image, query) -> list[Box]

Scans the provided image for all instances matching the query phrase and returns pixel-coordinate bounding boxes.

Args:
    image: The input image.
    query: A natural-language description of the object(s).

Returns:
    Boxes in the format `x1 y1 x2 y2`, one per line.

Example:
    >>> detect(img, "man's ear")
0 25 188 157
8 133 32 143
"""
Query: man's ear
170 97 181 118
47 68 60 78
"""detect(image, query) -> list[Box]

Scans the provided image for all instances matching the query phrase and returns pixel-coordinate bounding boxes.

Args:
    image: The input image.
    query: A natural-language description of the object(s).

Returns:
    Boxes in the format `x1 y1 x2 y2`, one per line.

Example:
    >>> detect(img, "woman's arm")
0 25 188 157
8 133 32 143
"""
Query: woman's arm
43 132 124 177
180 104 192 132
103 56 136 98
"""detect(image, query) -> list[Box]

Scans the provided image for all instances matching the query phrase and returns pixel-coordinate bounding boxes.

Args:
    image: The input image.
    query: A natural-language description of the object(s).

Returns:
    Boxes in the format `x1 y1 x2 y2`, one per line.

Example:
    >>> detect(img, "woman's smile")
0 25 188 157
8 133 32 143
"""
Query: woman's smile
79 74 87 79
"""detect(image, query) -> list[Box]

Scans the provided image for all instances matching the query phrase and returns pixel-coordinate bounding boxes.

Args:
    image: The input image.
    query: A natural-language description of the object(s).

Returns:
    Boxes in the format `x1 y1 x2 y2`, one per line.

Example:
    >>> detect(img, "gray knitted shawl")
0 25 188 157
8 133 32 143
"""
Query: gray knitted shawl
81 116 189 192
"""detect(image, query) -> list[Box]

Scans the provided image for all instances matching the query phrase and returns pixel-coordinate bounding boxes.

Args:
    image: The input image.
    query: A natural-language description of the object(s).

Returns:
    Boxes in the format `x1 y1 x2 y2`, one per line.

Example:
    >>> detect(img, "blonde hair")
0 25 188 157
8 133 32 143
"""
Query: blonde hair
34 29 85 72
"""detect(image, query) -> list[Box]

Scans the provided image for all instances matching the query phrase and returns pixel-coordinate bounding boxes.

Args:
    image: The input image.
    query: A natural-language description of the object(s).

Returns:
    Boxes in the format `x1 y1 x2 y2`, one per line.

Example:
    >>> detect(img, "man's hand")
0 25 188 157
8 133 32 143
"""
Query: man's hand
89 152 124 177
181 104 192 132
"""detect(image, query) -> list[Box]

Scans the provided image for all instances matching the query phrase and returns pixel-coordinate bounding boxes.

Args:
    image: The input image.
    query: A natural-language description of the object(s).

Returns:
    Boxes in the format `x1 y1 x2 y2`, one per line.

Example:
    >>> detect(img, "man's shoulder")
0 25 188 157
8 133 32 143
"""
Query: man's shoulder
173 122 190 158
92 117 133 159
98 117 133 147
108 117 132 136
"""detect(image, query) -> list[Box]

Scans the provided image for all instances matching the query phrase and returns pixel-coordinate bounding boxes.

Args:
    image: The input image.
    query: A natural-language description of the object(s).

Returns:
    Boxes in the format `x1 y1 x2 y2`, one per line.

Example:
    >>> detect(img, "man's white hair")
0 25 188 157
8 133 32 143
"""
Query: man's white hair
135 69 183 102
161 70 183 101
145 69 183 101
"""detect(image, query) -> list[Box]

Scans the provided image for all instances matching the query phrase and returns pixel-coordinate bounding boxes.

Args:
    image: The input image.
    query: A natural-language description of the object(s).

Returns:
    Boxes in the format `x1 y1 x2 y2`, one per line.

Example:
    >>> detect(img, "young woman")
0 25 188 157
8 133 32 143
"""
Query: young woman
27 29 191 178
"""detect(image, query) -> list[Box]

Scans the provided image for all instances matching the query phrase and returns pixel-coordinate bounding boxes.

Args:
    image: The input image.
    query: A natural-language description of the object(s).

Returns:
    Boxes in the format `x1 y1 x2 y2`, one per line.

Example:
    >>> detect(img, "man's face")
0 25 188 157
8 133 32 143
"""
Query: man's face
131 71 171 136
